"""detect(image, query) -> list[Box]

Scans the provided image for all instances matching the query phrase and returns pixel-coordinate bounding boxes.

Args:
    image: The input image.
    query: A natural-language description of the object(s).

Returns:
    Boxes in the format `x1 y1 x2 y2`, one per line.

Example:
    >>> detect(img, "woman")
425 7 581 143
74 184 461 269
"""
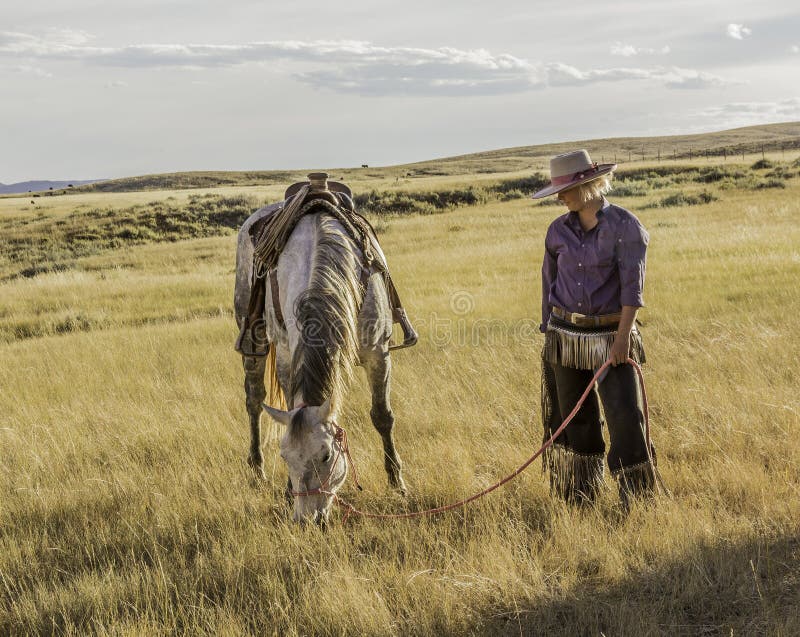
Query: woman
532 149 659 509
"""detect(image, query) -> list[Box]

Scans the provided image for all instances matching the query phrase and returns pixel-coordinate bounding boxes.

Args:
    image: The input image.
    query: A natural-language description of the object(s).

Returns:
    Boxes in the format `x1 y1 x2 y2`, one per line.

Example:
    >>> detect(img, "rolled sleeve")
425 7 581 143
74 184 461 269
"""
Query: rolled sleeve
618 219 648 307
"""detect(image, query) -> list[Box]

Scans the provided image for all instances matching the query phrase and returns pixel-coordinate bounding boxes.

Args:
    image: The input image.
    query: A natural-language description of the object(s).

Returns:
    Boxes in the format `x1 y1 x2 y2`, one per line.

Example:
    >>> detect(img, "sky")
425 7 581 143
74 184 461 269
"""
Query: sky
1 0 799 182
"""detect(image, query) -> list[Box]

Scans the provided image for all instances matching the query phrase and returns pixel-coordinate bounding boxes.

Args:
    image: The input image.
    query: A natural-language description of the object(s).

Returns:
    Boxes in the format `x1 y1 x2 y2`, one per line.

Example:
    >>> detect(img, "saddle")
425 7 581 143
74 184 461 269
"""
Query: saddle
235 173 417 356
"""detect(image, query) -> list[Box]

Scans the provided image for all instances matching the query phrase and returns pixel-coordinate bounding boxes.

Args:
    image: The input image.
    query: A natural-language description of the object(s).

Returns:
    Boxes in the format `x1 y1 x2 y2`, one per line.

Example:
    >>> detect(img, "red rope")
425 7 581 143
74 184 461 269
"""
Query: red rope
326 357 652 521
289 425 362 497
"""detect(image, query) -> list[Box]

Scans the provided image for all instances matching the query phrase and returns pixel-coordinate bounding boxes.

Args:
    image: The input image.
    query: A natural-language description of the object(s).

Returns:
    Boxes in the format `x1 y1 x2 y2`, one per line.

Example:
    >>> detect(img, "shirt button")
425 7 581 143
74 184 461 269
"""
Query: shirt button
581 243 585 247
578 262 582 267
578 282 582 286
577 303 582 307
618 239 622 242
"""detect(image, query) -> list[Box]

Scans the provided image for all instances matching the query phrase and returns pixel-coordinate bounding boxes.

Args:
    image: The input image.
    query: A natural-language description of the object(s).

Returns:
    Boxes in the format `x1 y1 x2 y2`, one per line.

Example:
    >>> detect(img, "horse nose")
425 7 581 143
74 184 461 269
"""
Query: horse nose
292 508 323 526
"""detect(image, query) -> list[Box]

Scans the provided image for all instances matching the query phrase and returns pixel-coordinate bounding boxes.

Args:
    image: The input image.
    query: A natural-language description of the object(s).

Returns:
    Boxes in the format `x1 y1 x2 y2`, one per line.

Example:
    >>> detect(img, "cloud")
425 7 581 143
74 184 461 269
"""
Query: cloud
42 28 93 46
696 98 800 120
662 68 738 90
546 63 735 90
790 45 799 54
726 23 752 40
0 31 738 96
610 42 671 57
104 80 127 88
5 64 52 78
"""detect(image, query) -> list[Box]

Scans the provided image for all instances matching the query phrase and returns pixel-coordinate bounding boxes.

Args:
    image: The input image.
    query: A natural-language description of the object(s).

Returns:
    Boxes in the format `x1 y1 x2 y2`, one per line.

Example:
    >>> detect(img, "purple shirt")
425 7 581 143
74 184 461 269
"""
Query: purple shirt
540 198 648 332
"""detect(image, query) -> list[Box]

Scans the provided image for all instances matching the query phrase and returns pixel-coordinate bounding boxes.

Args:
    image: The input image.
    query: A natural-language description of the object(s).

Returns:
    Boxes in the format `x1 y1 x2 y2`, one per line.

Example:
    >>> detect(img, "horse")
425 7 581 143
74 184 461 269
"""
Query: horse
234 200 407 524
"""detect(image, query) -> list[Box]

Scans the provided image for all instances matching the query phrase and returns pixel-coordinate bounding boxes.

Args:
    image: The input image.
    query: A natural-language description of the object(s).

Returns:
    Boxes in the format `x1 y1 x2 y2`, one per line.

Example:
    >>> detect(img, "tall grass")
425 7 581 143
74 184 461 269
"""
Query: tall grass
1 165 799 635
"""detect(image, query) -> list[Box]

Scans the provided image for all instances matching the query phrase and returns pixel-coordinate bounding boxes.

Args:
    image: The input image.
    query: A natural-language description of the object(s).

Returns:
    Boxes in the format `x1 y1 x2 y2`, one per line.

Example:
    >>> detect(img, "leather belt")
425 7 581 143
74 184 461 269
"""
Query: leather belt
552 306 621 327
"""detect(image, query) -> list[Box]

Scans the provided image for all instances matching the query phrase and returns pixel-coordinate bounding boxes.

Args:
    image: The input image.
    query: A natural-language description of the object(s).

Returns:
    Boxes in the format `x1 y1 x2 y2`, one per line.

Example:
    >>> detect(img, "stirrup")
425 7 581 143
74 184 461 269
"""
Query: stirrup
389 309 418 351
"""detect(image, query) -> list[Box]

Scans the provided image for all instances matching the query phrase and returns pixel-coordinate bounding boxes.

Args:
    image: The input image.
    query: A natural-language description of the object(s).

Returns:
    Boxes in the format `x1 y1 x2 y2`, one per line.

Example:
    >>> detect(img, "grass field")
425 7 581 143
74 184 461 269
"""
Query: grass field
2 140 800 635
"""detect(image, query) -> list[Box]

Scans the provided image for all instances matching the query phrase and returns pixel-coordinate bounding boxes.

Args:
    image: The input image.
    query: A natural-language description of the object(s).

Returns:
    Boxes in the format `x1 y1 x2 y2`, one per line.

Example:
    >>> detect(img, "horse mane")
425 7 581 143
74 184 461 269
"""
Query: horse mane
289 212 363 410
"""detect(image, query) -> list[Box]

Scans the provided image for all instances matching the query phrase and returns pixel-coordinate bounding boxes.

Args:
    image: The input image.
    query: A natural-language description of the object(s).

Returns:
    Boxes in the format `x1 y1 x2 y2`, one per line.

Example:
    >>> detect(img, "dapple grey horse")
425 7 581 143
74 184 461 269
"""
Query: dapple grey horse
234 203 406 524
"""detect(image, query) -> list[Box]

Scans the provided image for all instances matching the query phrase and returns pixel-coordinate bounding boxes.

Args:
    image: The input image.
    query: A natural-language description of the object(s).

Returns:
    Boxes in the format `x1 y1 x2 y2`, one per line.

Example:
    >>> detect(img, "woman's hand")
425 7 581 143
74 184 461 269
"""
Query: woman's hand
610 331 630 366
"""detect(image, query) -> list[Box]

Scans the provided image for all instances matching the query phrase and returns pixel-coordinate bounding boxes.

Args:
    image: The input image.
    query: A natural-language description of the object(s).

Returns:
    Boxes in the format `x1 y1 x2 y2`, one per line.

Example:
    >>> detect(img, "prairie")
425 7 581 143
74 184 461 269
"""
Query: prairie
1 145 799 635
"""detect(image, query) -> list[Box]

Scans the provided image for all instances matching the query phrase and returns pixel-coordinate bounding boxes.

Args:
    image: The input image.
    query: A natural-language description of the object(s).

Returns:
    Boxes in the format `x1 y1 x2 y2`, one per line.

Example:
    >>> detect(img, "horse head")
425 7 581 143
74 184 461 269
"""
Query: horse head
263 399 347 525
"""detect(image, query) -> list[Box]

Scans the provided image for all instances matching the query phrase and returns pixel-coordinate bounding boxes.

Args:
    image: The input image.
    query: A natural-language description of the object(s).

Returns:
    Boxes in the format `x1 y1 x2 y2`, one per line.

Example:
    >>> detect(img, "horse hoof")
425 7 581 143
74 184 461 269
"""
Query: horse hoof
391 478 408 497
247 459 267 483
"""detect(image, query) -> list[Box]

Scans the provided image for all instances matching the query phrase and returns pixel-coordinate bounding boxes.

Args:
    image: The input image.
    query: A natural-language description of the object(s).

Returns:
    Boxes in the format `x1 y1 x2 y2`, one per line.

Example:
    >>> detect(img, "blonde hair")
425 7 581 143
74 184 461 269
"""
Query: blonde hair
571 172 614 203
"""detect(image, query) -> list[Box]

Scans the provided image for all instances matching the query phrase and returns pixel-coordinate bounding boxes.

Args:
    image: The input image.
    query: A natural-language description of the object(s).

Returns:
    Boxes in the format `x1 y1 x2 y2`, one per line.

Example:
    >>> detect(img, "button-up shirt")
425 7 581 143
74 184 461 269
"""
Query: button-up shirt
540 198 648 332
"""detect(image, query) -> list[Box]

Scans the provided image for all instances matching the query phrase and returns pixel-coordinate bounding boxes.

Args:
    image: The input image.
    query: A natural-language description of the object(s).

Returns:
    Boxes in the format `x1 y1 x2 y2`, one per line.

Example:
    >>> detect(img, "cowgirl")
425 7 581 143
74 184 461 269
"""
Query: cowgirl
533 150 658 509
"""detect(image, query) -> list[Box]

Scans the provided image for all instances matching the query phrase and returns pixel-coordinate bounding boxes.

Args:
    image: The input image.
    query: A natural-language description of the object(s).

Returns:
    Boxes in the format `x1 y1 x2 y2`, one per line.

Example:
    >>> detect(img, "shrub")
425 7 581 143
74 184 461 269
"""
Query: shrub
766 167 796 180
489 174 549 196
610 183 648 197
751 159 774 170
755 179 786 189
654 190 719 208
354 188 484 216
696 167 732 183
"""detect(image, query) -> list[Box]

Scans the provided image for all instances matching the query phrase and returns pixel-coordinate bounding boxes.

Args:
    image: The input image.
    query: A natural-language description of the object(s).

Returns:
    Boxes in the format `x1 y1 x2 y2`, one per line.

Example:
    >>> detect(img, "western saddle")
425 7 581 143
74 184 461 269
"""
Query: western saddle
235 173 418 356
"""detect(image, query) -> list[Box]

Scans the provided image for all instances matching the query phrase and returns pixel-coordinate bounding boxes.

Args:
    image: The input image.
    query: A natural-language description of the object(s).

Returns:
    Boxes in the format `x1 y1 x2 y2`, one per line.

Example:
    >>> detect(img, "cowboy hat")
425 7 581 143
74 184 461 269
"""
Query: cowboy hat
531 149 616 199
284 172 353 200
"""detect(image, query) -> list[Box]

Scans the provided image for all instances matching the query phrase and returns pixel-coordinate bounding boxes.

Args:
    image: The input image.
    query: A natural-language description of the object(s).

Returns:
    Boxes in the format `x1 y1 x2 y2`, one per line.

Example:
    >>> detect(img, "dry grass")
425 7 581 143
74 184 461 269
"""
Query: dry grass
1 157 800 635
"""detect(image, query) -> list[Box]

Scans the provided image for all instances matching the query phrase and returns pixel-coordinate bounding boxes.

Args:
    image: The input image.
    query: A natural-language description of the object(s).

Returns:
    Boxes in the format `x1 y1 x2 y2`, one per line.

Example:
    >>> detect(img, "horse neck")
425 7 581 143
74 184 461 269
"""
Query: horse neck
287 213 363 408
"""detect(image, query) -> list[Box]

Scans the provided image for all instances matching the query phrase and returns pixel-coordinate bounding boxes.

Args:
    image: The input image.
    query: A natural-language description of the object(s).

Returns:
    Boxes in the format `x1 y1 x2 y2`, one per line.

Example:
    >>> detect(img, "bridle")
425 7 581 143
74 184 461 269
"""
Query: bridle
288 416 362 498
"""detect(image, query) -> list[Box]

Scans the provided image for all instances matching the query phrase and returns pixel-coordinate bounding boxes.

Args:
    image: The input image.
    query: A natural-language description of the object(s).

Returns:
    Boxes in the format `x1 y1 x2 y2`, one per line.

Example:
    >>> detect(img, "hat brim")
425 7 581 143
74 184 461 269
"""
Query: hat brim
285 180 353 201
531 163 617 199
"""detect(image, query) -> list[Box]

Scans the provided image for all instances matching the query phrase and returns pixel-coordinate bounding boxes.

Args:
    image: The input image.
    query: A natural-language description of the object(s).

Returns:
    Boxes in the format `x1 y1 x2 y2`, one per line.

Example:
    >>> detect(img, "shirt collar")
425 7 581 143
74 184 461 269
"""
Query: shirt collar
564 197 610 231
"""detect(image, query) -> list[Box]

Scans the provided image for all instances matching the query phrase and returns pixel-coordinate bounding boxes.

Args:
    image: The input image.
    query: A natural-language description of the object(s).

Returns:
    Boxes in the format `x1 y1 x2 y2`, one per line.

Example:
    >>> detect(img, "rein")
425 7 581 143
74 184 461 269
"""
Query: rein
293 358 659 520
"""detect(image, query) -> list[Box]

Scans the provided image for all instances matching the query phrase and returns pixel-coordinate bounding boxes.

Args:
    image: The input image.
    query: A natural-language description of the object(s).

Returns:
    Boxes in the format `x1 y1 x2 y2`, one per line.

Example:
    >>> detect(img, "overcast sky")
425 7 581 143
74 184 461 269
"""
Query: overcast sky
2 0 799 182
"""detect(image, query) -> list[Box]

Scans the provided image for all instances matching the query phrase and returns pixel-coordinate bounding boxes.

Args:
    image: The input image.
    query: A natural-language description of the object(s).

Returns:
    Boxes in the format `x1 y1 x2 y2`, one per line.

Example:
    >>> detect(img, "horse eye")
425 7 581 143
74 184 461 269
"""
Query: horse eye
322 452 331 463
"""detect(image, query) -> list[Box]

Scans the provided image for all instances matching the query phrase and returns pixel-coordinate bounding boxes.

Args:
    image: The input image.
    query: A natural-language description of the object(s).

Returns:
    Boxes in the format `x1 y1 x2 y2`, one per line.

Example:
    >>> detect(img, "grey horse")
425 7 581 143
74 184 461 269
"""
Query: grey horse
234 203 406 524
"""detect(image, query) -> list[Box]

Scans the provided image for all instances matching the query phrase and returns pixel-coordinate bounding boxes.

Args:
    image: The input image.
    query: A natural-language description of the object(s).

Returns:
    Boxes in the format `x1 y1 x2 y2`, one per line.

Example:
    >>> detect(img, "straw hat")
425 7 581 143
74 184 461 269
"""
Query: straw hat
531 150 616 199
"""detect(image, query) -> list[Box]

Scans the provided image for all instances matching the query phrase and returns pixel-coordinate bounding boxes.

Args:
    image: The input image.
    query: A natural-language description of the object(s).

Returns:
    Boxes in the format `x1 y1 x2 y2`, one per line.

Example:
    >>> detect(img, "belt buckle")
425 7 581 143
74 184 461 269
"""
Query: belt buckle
571 311 587 325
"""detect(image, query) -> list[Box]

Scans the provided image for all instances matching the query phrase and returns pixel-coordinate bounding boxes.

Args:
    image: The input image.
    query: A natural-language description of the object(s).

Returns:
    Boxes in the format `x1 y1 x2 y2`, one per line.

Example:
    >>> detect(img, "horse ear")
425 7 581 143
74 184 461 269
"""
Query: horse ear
307 398 334 423
262 404 294 427
321 398 336 420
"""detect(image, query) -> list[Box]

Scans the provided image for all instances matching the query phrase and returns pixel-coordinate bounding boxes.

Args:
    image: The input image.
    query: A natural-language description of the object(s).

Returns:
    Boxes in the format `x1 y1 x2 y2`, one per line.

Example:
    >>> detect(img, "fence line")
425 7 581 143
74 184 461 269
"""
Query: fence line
593 135 800 165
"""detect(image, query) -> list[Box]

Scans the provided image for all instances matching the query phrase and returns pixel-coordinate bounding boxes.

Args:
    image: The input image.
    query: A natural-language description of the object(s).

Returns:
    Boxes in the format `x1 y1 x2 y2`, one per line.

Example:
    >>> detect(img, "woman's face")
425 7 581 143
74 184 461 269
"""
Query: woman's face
556 186 582 211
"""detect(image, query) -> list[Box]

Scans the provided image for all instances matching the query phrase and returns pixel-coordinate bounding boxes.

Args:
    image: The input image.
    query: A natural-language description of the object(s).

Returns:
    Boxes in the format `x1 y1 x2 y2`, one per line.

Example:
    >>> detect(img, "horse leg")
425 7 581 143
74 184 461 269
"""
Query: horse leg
365 351 406 494
242 354 267 481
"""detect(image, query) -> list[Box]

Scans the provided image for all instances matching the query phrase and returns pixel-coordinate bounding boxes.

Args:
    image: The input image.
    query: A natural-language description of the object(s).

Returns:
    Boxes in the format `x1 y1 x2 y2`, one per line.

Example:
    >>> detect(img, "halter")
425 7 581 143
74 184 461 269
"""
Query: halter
289 421 362 498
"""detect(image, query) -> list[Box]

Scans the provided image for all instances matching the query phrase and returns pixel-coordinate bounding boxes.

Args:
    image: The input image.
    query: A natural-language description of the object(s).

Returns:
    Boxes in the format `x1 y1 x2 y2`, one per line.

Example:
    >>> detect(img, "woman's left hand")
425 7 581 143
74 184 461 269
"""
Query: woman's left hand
610 332 630 366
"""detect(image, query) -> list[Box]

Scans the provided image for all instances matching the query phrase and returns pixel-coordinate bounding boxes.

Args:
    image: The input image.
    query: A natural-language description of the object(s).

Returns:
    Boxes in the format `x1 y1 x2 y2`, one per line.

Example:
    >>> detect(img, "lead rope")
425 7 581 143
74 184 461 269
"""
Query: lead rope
323 357 666 522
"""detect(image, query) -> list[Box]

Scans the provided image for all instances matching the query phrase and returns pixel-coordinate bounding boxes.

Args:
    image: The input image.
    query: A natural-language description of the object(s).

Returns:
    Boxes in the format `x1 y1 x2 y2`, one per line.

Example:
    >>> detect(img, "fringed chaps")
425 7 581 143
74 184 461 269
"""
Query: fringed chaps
540 316 654 506
543 320 646 370
613 459 657 512
545 445 605 503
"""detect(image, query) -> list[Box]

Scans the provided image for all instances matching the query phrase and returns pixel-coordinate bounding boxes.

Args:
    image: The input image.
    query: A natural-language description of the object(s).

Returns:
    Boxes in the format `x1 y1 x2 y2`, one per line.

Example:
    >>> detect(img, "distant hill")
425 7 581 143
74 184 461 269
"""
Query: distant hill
0 179 105 195
15 121 800 195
